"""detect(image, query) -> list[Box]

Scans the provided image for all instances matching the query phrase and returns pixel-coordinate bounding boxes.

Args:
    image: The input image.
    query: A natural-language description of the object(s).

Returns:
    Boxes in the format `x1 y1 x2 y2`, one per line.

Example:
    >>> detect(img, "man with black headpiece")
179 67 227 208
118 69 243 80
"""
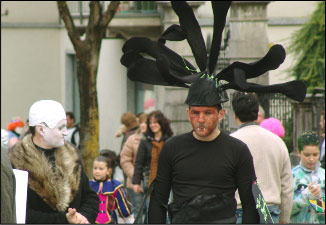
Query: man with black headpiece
120 1 307 223
148 76 259 223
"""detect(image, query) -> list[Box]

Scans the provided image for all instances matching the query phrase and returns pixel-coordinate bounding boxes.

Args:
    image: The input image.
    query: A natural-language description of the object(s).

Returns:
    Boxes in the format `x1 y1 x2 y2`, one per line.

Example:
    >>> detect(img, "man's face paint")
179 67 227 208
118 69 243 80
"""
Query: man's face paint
187 106 221 137
41 119 68 148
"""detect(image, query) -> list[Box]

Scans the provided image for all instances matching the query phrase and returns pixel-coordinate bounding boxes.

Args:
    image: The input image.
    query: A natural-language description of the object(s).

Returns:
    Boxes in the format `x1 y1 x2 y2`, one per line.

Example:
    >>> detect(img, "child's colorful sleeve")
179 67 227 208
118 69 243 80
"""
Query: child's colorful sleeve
291 180 313 215
115 186 133 218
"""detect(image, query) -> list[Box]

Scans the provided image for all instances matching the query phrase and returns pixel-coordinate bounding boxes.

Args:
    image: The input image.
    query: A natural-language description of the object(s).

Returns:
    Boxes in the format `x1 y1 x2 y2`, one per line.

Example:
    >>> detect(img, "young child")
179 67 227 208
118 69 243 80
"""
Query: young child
90 155 134 224
290 131 325 224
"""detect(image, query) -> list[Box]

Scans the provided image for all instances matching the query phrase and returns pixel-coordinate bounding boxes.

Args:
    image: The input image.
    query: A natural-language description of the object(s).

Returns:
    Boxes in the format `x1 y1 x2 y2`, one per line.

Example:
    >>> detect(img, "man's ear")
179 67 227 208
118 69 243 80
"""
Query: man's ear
186 108 190 122
36 124 45 136
218 109 226 122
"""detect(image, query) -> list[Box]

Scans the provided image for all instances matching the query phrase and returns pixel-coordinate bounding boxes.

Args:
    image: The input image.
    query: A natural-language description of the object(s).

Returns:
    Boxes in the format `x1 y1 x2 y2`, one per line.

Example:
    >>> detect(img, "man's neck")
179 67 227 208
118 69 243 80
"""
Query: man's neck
67 123 75 129
238 121 258 129
32 135 53 149
235 116 257 128
193 128 221 141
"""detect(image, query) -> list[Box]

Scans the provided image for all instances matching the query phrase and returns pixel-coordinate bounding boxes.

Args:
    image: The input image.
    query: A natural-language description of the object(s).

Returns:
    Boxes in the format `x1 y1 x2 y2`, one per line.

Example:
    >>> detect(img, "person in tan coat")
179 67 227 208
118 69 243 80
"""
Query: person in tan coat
120 113 147 221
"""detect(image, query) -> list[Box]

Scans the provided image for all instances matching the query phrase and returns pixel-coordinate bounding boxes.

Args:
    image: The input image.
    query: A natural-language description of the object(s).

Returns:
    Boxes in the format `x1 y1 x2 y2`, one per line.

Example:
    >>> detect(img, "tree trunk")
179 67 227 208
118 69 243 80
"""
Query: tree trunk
77 47 100 177
57 1 120 177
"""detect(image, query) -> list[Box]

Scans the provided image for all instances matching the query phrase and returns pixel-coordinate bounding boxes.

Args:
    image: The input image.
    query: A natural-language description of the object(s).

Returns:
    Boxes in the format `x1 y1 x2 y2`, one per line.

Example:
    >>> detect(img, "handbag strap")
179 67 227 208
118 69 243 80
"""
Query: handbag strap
133 179 156 224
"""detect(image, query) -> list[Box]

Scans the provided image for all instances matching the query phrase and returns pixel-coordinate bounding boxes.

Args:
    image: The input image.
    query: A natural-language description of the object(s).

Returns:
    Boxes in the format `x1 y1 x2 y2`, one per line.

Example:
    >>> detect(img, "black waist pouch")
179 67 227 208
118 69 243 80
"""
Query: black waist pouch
167 194 236 224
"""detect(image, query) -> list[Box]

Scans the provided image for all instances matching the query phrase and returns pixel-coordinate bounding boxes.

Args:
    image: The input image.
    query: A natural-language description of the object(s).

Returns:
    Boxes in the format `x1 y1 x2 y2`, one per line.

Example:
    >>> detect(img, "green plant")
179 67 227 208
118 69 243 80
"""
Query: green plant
287 2 325 93
282 115 294 153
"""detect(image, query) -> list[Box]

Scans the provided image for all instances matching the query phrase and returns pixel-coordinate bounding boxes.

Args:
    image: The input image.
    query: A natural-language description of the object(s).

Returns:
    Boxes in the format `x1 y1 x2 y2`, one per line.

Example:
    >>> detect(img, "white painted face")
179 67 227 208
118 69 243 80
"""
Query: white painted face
41 119 68 148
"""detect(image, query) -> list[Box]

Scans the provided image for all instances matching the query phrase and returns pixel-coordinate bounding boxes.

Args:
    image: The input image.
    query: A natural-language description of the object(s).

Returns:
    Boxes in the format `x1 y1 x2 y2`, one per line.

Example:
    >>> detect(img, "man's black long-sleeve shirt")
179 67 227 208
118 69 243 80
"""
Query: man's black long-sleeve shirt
148 131 259 223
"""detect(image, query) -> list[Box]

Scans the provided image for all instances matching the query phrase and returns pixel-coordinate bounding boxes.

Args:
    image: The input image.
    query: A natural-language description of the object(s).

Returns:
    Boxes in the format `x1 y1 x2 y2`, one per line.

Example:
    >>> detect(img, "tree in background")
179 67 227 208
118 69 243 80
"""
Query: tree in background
288 2 325 93
57 1 120 176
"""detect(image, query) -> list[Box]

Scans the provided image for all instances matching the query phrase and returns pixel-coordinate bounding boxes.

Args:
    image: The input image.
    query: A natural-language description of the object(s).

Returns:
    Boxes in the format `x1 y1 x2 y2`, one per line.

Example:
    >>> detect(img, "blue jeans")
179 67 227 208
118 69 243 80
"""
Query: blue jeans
127 188 144 220
131 174 149 224
143 174 150 224
236 205 280 224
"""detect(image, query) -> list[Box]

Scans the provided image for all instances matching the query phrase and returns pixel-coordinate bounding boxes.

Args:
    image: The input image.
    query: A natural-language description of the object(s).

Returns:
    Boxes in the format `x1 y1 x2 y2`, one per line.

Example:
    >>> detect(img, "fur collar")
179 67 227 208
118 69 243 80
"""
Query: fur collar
9 134 82 212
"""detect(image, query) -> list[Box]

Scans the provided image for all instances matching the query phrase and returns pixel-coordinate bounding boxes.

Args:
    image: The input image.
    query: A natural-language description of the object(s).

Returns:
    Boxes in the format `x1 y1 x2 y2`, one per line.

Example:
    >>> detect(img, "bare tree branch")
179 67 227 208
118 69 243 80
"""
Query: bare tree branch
86 1 102 42
57 1 81 48
100 1 120 28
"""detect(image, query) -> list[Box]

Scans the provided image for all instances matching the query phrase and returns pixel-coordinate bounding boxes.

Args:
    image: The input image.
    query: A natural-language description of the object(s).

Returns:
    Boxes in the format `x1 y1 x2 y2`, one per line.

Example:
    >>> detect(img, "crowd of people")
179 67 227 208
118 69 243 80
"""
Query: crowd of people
1 97 324 224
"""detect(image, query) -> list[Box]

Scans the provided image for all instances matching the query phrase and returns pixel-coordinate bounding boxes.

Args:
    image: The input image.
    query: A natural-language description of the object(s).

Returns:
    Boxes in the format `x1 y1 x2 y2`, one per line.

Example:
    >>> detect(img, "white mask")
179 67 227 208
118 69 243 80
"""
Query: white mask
40 119 68 148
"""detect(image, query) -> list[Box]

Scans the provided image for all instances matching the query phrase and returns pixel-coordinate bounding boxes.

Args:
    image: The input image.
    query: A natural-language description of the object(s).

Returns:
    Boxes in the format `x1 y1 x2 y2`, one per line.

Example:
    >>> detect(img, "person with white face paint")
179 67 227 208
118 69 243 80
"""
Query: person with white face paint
8 100 99 224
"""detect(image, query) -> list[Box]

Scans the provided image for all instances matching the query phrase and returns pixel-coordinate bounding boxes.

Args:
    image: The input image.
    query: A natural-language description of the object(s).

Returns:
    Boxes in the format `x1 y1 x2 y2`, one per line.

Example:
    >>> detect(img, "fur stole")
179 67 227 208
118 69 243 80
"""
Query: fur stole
9 134 82 212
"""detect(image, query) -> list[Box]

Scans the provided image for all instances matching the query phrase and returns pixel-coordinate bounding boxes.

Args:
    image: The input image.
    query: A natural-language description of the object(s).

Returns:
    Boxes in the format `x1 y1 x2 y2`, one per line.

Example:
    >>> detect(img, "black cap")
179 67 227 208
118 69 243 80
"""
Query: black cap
185 75 228 106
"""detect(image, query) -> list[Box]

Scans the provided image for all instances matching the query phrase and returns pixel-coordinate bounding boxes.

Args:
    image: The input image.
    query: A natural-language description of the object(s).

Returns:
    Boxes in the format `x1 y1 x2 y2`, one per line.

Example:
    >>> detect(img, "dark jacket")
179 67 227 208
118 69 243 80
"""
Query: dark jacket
9 135 99 224
132 135 169 185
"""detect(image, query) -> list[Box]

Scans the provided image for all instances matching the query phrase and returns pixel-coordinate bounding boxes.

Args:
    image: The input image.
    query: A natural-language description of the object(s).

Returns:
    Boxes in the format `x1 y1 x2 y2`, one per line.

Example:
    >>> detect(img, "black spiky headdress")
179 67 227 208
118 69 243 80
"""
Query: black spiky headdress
120 1 306 106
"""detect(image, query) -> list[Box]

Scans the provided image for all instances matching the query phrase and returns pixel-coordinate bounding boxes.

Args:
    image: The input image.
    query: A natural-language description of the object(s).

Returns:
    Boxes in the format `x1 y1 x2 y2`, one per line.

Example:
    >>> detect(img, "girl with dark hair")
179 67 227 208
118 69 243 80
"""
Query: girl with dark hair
99 149 125 184
89 155 134 224
132 110 173 223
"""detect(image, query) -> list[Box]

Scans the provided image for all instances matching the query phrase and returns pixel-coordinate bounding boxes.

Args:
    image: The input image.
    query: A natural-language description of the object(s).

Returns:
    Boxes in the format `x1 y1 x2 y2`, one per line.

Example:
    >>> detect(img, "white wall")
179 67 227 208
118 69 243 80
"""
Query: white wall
1 1 62 128
1 28 62 128
197 1 320 19
1 1 59 23
97 39 127 153
268 1 321 18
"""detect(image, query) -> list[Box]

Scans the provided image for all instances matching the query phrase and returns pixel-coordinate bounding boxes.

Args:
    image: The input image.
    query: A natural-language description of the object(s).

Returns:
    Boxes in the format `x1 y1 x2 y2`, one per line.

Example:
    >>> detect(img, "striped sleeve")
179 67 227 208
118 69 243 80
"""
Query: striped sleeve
115 187 132 217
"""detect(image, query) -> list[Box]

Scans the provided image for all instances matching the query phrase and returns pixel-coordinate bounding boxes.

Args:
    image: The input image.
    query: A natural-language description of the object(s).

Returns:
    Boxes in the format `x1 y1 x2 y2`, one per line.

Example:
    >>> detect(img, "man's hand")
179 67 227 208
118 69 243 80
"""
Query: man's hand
66 208 90 224
308 181 321 198
132 184 143 193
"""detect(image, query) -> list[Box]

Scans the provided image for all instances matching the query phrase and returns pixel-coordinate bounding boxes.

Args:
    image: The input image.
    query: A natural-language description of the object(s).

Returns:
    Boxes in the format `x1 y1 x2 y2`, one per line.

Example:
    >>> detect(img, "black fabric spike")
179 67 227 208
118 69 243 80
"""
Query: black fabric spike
122 37 160 58
121 53 171 86
171 1 207 71
121 37 196 86
222 73 307 102
159 24 186 43
208 1 231 75
217 44 286 82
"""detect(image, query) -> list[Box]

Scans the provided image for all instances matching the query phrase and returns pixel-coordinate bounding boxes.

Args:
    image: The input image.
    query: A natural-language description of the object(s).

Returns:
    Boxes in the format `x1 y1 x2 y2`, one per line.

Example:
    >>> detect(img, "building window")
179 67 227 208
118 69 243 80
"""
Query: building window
65 54 80 123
